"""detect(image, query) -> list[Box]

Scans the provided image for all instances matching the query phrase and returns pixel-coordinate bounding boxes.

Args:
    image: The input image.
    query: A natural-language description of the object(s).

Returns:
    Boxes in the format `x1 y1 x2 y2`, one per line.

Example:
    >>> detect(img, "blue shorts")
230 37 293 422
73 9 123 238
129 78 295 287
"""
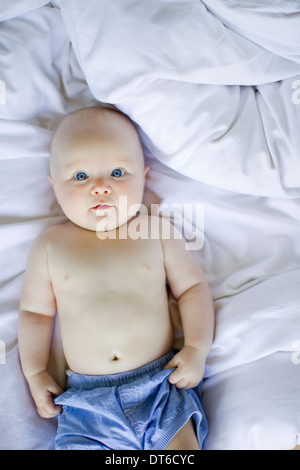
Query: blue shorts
54 351 208 450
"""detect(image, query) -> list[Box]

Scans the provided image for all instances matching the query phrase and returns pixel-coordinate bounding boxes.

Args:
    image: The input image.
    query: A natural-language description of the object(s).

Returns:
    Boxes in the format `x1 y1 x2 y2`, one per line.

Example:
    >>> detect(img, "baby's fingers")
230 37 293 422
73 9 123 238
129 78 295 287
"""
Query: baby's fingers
164 355 180 371
35 390 62 418
168 365 201 389
168 365 184 386
37 399 61 419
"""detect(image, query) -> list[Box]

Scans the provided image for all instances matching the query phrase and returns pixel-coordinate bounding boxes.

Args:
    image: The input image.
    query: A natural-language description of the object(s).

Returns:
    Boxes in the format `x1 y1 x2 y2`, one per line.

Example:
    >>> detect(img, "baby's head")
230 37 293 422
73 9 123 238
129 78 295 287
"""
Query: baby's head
49 107 149 232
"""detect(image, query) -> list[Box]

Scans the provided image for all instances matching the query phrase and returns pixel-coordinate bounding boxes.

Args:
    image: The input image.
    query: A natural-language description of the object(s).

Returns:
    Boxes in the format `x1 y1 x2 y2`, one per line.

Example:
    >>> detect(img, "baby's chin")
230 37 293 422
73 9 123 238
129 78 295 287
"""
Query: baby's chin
67 213 131 234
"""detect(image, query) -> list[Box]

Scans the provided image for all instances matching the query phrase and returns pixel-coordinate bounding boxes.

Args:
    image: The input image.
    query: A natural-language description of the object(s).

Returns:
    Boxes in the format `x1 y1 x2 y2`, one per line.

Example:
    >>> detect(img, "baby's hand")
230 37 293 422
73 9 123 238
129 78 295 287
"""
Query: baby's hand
27 371 63 418
164 346 206 389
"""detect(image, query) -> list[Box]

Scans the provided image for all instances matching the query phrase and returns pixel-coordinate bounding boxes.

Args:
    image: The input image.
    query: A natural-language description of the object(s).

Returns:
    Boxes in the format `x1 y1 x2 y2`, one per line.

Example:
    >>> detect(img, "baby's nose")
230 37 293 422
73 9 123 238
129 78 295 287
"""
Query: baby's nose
91 181 112 195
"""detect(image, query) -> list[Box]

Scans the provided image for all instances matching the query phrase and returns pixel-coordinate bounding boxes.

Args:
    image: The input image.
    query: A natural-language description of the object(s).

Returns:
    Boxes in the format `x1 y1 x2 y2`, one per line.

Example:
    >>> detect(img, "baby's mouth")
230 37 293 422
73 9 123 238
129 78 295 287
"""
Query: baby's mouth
91 203 115 212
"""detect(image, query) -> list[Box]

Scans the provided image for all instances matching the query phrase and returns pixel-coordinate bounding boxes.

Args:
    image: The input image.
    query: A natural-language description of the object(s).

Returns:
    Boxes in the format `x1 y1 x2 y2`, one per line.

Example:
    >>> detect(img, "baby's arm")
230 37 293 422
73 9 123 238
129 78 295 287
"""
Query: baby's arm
18 231 63 418
161 220 214 389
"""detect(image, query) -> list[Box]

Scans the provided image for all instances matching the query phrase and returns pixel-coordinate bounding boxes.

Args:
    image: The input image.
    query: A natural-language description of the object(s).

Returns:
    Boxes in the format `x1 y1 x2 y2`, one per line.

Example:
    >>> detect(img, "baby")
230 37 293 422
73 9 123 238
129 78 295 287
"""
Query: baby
18 107 214 450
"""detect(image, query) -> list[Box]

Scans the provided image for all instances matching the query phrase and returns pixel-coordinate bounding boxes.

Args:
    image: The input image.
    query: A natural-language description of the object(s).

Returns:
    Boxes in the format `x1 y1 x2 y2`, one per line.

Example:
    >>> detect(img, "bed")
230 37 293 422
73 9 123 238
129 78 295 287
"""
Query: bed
1 0 300 450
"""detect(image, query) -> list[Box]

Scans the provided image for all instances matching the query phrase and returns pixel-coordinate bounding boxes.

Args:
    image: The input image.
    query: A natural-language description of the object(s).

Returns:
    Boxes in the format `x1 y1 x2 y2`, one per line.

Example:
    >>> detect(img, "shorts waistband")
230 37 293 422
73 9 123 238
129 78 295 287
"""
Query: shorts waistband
67 351 174 390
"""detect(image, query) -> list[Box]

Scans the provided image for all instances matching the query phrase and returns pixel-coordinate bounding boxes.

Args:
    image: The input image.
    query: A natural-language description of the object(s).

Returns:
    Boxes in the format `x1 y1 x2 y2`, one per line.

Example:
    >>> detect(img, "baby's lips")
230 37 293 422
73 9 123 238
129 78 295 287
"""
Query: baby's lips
91 203 114 211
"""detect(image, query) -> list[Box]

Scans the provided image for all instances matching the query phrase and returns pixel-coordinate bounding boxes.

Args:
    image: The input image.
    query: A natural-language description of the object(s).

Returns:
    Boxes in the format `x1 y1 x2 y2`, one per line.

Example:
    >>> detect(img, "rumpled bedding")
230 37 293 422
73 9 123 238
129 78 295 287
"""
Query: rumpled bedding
0 0 300 450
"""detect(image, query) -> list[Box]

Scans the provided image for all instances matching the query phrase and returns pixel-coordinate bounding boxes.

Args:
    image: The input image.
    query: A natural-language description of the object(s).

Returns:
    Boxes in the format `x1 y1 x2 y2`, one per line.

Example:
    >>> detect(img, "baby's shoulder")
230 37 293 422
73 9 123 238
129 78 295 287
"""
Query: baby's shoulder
33 221 70 248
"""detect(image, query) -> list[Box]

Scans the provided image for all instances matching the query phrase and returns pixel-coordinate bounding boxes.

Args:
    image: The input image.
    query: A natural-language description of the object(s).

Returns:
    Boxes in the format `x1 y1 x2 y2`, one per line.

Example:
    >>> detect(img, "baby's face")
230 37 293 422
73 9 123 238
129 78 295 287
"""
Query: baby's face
49 111 149 232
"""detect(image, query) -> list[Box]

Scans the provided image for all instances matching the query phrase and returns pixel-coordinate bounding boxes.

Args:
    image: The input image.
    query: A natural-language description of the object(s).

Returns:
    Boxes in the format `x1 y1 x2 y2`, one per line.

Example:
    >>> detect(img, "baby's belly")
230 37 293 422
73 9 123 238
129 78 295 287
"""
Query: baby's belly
59 305 174 375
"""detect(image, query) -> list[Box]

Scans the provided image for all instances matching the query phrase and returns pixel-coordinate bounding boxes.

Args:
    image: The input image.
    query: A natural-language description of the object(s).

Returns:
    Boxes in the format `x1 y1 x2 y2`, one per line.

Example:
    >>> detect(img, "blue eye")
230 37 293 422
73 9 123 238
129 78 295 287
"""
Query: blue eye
75 172 88 181
111 168 125 178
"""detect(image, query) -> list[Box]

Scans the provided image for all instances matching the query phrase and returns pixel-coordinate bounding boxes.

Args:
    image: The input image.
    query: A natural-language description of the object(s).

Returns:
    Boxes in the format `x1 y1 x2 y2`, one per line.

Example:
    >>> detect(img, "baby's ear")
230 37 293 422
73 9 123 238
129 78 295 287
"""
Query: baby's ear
144 166 150 178
48 175 55 189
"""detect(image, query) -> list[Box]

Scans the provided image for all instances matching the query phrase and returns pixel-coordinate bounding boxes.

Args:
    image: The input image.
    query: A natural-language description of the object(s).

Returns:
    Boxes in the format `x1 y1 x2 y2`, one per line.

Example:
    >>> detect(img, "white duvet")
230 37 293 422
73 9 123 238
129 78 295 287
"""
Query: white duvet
1 0 300 450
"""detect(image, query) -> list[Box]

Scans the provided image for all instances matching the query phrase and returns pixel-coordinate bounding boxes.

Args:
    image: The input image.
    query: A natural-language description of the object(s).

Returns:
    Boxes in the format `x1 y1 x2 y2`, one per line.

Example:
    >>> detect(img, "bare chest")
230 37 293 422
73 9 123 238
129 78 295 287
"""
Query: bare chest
48 232 166 298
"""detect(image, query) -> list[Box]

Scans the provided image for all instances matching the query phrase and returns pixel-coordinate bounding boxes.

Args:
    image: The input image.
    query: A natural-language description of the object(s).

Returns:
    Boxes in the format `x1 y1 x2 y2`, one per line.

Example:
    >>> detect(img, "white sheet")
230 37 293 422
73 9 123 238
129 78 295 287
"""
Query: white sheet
1 0 300 450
